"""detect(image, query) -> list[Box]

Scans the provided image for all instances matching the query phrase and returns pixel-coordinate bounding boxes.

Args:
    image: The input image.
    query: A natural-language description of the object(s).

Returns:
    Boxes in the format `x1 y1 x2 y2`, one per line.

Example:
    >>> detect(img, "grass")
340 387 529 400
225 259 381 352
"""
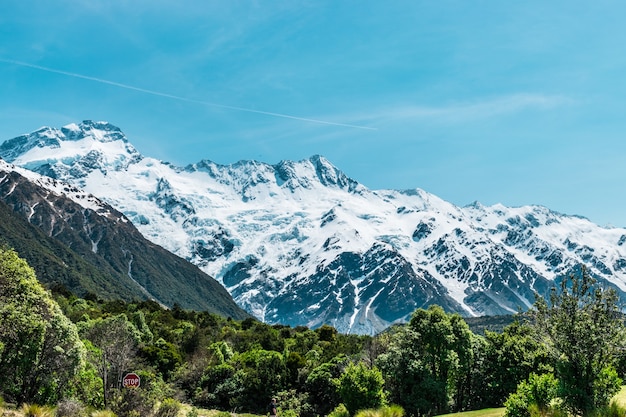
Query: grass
435 386 626 417
435 408 505 417
0 387 623 417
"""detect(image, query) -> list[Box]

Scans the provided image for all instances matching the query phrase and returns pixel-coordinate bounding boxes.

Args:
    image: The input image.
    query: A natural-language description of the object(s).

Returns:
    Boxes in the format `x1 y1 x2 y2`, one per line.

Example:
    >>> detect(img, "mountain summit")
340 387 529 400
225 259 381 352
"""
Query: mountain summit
3 121 626 334
0 120 142 181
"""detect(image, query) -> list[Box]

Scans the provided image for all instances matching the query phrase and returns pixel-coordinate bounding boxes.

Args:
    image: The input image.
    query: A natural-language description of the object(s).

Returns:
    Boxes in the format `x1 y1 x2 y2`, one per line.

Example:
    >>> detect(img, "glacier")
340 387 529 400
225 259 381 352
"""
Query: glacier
2 120 626 335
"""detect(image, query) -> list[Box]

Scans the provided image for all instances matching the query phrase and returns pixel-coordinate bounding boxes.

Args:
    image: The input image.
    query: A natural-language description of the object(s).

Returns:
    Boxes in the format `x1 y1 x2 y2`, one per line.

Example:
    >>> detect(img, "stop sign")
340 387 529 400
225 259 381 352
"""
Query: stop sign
122 372 141 388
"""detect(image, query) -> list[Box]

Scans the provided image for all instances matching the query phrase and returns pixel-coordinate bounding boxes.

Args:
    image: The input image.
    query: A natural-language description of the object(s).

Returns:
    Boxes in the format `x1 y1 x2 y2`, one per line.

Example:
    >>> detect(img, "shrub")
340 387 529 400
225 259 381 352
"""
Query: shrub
505 373 558 417
380 405 404 417
354 410 378 417
591 401 626 417
186 407 199 417
354 406 405 417
504 389 530 417
56 398 88 417
155 398 182 417
329 404 350 417
20 404 54 417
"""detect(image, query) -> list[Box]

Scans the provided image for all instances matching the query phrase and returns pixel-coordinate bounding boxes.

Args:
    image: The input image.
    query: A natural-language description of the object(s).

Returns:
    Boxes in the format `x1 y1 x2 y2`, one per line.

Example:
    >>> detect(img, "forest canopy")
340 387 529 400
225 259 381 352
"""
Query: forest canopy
1 246 625 417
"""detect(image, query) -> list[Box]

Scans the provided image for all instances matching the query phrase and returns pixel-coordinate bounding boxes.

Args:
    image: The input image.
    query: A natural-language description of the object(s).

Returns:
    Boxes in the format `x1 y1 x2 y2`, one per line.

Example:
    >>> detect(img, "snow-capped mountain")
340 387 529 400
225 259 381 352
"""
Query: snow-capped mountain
0 157 249 320
3 120 626 334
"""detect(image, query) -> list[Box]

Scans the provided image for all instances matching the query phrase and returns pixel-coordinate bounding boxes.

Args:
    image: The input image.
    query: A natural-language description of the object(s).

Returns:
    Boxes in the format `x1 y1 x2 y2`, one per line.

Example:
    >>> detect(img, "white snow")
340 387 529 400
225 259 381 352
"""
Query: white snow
3 121 626 334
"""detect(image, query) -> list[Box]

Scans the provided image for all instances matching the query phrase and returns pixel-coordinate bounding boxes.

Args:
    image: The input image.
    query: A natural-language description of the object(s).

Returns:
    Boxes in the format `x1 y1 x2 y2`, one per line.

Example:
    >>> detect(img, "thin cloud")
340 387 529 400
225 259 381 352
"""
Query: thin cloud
366 93 575 125
0 58 377 131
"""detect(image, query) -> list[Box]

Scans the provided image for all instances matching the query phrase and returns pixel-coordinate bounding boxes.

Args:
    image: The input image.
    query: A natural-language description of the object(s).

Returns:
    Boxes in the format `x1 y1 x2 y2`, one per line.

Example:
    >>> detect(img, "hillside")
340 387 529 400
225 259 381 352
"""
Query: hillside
0 160 249 320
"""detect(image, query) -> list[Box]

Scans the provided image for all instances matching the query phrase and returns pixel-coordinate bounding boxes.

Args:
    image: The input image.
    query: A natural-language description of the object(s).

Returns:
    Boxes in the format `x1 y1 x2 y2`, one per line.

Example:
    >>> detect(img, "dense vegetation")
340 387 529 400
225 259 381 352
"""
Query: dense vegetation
2 245 626 417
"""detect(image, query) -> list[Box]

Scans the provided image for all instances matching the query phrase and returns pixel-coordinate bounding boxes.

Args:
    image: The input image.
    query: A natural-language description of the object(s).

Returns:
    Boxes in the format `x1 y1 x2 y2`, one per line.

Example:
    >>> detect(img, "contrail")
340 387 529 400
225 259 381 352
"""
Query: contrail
0 58 377 131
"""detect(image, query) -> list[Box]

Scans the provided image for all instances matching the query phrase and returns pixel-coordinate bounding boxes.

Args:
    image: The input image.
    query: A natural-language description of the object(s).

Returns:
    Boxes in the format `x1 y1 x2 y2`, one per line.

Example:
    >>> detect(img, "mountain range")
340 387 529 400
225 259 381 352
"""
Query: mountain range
2 120 626 335
0 157 249 320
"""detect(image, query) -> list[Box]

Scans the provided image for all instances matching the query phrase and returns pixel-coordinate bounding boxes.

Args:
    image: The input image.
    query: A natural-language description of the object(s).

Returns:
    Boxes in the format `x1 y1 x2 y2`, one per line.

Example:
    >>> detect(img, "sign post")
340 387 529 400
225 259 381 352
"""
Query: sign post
122 372 141 389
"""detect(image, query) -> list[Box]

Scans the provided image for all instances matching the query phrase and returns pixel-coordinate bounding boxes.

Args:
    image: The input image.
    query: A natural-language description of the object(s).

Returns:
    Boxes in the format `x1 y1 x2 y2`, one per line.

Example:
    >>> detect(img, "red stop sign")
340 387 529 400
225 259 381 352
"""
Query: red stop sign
122 372 141 388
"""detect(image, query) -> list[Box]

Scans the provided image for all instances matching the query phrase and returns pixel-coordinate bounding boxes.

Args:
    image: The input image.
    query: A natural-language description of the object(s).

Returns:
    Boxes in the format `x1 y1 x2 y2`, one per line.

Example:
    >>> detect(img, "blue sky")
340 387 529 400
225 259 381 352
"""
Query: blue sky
1 1 626 227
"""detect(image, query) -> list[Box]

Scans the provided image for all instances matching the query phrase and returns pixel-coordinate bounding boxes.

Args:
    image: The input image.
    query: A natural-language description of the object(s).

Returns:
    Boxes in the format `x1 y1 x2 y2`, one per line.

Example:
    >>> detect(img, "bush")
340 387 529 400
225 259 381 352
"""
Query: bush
186 408 199 417
355 405 404 417
505 373 558 417
504 391 530 417
354 410 378 417
329 404 350 417
20 404 54 417
591 401 626 417
56 398 88 417
380 405 404 417
155 398 182 417
110 387 155 417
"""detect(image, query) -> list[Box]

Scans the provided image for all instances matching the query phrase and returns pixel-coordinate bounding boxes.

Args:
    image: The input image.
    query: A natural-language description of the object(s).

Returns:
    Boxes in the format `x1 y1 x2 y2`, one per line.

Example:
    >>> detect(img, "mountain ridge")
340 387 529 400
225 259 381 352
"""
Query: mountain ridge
2 120 626 334
0 158 250 320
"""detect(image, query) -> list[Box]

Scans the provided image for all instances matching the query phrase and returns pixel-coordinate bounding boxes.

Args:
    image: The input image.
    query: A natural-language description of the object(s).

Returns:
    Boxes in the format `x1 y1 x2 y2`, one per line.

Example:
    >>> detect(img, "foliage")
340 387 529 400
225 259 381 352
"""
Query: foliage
226 348 287 412
532 266 626 416
335 361 386 416
155 398 182 417
274 389 314 417
329 403 351 417
4 252 620 417
376 305 473 416
477 321 551 408
503 373 558 417
55 398 88 417
354 405 404 417
20 404 55 417
67 358 105 409
141 338 183 380
0 246 85 405
304 357 345 416
78 315 141 409
108 369 173 417
591 401 626 417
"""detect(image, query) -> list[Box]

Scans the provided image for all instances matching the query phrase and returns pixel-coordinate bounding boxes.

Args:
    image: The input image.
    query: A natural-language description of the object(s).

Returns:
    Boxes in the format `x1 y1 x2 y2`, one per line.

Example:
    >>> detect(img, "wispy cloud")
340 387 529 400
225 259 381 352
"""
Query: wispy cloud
0 58 377 131
363 93 575 126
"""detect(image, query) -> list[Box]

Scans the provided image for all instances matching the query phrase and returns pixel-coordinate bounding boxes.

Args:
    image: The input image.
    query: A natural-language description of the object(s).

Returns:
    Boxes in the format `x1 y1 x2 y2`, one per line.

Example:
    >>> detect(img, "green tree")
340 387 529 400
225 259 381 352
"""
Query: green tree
197 362 239 409
477 320 551 408
305 356 346 416
79 314 141 409
335 361 386 416
231 348 287 412
141 337 182 380
532 266 625 416
0 246 84 404
377 305 472 416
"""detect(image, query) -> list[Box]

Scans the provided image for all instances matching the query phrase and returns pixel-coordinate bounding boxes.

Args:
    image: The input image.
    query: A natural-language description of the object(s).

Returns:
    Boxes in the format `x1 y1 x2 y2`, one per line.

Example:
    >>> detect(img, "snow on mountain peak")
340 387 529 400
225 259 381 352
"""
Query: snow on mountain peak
187 155 364 199
0 120 142 180
0 158 122 219
3 121 626 335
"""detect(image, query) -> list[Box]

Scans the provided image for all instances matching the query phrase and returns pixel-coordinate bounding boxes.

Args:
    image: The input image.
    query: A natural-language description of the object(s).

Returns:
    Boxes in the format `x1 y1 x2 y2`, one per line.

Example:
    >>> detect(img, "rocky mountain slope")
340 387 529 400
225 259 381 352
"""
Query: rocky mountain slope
2 120 626 334
0 158 249 320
